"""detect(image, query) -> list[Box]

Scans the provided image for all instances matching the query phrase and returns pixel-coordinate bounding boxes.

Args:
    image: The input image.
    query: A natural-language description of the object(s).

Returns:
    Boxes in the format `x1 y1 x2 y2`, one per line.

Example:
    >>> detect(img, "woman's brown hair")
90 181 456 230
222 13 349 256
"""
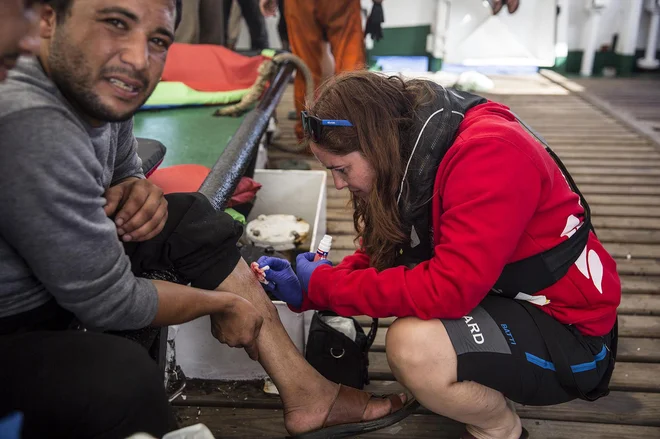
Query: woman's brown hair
307 70 439 271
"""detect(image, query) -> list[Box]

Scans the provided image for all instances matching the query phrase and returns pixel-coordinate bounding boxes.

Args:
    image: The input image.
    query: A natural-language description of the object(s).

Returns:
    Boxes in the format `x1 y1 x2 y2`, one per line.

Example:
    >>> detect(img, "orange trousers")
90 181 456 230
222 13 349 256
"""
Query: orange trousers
284 0 366 139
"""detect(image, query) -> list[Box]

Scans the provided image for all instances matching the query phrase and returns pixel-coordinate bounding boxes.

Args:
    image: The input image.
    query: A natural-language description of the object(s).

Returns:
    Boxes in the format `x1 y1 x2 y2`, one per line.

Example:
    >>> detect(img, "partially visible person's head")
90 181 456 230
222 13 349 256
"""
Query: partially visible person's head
38 0 182 124
307 70 438 270
0 0 43 81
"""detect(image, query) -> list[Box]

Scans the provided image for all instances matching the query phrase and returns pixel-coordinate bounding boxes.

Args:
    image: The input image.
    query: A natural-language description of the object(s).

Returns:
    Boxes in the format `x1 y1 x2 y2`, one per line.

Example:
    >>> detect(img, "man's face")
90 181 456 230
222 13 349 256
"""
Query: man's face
41 0 176 123
0 0 41 81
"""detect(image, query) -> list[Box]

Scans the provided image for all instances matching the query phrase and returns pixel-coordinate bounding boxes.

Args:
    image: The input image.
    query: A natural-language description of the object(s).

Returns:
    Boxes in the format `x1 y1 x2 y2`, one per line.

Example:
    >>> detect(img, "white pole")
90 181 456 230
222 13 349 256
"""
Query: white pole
638 6 660 69
580 8 603 76
555 0 570 63
431 0 450 60
618 0 645 56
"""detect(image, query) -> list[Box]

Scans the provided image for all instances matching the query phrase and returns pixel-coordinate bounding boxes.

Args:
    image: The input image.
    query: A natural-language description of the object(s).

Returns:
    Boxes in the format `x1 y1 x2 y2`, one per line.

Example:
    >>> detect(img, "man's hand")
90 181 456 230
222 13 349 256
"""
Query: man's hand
210 295 264 361
103 178 168 242
259 0 278 17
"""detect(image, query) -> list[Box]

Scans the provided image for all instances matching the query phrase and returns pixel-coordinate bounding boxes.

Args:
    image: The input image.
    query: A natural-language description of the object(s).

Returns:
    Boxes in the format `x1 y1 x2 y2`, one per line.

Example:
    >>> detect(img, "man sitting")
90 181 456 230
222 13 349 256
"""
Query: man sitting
0 0 409 438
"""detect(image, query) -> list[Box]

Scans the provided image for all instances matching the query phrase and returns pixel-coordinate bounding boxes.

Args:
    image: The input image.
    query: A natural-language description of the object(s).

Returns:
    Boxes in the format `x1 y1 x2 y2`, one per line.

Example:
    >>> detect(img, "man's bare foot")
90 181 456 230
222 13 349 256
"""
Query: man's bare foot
283 382 408 436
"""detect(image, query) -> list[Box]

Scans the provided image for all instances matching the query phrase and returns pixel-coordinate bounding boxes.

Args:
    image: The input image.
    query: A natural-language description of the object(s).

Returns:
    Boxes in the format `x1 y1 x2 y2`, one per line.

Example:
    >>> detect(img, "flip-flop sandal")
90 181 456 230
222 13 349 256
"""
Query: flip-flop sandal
491 0 519 15
289 384 419 439
490 0 504 14
507 0 520 14
463 426 529 439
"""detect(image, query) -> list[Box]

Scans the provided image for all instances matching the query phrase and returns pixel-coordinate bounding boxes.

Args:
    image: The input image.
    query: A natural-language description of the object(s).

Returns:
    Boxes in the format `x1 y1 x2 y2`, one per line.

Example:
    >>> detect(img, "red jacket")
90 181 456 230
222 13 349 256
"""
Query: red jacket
301 102 621 337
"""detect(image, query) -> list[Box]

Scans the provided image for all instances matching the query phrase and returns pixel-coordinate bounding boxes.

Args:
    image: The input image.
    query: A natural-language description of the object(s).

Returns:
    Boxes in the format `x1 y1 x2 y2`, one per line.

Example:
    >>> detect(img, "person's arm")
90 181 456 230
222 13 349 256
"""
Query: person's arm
112 119 145 184
0 108 159 330
149 280 233 326
306 135 543 319
150 278 264 361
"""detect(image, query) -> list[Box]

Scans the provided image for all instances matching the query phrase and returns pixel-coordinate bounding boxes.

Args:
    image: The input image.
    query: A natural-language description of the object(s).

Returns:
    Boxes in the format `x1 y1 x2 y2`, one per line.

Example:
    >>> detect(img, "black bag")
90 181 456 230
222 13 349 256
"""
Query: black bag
305 311 378 389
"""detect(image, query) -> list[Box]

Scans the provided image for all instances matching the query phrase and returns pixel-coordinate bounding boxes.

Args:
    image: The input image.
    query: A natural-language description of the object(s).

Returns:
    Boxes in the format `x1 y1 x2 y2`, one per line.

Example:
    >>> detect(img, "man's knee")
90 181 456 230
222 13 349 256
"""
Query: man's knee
386 317 456 382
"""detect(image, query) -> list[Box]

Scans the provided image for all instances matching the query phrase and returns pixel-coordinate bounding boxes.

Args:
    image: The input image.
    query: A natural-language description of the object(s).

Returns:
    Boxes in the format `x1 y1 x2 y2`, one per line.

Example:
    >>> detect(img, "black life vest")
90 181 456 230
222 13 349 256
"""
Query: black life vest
393 83 593 298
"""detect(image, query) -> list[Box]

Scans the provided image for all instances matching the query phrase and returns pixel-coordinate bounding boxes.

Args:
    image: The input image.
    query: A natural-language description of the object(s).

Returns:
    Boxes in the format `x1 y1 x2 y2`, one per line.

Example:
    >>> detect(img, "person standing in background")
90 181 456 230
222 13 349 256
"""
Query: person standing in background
260 0 377 140
225 0 269 50
175 0 226 45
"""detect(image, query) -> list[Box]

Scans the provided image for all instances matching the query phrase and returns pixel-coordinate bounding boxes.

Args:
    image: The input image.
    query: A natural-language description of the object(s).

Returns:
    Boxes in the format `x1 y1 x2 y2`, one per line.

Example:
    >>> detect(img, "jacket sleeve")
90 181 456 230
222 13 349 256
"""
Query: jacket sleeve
306 135 543 319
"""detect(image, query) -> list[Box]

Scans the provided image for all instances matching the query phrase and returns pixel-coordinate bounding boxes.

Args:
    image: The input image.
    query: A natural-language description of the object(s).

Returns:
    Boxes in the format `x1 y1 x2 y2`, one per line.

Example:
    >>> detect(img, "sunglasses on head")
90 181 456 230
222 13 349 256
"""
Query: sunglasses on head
301 111 353 143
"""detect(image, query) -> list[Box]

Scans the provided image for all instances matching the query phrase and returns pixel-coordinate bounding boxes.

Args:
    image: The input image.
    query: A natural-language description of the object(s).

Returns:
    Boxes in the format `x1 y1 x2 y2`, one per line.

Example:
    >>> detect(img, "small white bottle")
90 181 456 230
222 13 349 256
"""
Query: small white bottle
314 235 333 261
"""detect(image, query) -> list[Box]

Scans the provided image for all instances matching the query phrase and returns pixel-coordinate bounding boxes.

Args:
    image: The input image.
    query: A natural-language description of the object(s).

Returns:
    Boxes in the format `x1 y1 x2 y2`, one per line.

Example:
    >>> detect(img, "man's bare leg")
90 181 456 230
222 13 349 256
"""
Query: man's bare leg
215 259 405 435
386 317 522 439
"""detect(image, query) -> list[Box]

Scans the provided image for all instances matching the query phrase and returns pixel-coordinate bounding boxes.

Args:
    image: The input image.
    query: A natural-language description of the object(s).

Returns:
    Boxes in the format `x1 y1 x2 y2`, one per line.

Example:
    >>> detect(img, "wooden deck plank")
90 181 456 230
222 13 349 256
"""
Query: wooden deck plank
552 144 656 151
597 229 660 243
617 276 660 294
586 194 660 206
580 184 660 195
562 159 660 168
619 294 660 315
173 406 660 438
574 175 660 185
615 260 660 276
603 243 660 259
556 151 660 160
566 167 660 176
592 216 660 230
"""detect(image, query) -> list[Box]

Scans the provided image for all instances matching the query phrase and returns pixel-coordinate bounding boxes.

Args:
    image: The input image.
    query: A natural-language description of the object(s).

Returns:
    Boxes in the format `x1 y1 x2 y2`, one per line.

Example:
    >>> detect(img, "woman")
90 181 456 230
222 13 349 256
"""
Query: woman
259 71 620 439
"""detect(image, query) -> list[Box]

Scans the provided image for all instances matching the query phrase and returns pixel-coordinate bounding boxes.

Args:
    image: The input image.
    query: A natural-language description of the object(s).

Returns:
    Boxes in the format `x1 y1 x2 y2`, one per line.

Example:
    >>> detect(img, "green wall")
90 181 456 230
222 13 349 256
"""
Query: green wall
366 25 441 71
554 50 660 77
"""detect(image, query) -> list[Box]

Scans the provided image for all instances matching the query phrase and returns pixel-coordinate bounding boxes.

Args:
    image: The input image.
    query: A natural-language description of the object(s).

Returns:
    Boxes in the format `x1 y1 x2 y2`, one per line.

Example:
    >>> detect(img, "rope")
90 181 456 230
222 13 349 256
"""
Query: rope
214 52 314 153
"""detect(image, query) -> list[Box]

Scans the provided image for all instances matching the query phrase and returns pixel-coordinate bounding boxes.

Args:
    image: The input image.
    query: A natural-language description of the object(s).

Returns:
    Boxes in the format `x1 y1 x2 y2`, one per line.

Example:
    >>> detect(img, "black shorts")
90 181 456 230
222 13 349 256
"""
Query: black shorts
442 296 616 406
124 192 244 291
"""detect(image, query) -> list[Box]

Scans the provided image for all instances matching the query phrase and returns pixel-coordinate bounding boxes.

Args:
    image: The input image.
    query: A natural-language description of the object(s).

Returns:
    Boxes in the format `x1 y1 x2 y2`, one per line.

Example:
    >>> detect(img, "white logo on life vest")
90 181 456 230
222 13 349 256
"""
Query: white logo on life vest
463 315 484 344
561 214 604 294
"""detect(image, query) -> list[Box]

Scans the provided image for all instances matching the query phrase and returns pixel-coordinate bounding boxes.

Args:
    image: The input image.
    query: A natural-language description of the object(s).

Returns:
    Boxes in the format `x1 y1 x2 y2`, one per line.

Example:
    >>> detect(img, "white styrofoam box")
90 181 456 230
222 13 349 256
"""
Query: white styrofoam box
248 169 327 253
175 303 306 380
174 169 326 380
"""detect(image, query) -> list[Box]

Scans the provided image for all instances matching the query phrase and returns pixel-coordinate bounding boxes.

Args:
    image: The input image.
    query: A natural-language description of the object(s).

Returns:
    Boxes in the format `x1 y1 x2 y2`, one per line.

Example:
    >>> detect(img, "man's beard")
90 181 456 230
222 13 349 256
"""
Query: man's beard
48 33 150 123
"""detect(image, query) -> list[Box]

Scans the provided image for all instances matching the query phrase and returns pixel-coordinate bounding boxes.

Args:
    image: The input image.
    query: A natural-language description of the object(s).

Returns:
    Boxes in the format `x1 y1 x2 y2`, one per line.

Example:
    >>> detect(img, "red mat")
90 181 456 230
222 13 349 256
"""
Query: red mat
161 43 266 92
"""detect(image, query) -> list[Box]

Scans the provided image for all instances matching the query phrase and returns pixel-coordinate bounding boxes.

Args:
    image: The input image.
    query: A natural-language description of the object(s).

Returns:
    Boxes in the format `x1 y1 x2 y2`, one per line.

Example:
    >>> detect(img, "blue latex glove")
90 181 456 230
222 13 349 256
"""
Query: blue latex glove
295 252 333 292
257 256 304 307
